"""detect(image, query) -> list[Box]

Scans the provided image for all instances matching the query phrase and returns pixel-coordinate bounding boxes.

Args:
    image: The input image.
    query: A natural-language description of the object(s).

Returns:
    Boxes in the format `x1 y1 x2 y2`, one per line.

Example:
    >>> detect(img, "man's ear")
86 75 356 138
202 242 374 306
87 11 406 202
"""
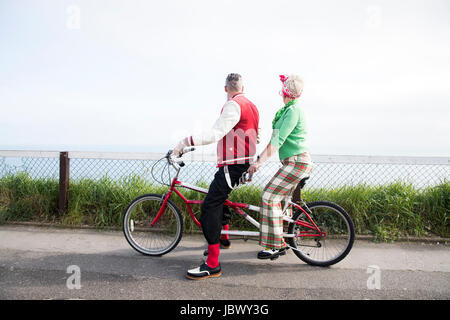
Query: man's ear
224 86 228 93
241 85 244 93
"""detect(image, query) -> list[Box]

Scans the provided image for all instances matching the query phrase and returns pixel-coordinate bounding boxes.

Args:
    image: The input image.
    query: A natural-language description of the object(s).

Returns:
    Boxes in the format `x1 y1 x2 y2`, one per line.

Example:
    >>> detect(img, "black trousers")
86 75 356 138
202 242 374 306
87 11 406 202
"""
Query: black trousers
200 164 250 245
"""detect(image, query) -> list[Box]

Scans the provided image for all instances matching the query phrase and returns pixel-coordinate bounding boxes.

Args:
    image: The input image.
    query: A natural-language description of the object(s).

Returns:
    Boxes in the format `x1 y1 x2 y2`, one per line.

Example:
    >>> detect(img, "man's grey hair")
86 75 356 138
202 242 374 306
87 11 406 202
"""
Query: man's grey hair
225 73 243 92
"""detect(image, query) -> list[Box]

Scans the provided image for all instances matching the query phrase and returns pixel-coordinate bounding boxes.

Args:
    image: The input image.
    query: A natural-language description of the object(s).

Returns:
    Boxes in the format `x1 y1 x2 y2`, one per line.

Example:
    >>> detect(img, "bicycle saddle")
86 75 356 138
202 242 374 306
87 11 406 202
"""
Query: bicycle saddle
298 177 309 189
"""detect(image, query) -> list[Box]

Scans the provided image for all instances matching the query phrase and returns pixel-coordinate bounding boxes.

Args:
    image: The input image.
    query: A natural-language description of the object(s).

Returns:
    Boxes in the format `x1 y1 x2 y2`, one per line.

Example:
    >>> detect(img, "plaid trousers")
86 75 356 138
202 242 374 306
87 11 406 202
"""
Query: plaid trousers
259 153 313 249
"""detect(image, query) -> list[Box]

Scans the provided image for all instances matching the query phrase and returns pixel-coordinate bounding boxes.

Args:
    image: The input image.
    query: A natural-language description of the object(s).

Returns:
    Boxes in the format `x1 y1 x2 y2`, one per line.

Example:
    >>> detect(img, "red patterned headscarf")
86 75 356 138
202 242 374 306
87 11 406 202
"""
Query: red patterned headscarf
280 75 302 99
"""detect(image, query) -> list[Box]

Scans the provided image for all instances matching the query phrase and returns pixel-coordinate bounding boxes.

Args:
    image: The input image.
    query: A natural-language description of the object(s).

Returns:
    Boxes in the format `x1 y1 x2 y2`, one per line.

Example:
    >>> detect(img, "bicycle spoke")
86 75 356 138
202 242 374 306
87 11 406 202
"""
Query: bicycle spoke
288 201 354 266
123 195 182 255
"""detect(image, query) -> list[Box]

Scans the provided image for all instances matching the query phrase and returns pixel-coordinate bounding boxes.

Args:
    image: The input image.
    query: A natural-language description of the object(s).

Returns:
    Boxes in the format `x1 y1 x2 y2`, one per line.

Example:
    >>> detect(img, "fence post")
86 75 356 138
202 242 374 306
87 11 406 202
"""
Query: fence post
58 151 70 215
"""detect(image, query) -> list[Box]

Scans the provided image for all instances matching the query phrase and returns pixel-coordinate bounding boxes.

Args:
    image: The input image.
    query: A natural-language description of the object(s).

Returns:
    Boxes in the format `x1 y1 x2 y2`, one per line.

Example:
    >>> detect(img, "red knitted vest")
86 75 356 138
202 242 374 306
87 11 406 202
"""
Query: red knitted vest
217 94 259 167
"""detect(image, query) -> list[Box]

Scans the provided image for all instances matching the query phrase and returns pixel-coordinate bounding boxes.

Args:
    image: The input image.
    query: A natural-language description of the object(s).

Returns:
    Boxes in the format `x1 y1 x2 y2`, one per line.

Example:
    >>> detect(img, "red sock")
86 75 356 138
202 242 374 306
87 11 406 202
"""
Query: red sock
206 243 220 268
220 224 230 240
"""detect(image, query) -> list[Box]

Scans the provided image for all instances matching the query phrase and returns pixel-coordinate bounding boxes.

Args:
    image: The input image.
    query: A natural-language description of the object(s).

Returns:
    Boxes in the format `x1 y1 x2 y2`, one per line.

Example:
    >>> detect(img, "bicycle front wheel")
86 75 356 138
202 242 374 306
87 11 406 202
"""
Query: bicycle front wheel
123 194 183 256
287 201 355 267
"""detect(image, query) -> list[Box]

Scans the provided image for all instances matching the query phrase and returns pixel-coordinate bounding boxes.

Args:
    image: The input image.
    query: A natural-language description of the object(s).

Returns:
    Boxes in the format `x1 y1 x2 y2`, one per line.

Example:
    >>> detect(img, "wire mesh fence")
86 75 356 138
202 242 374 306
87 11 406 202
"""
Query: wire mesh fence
0 152 60 180
2 150 448 238
0 151 449 191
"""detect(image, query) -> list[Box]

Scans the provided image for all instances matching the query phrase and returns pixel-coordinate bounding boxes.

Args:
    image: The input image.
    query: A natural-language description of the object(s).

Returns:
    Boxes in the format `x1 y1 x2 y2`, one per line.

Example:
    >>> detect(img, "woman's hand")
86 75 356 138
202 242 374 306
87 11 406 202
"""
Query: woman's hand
248 142 277 176
248 161 262 175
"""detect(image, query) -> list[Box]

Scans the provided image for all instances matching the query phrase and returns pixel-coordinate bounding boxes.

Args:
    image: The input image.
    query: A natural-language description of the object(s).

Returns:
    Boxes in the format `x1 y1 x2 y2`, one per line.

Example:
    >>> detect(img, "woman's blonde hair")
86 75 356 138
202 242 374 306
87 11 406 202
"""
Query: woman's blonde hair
283 74 304 97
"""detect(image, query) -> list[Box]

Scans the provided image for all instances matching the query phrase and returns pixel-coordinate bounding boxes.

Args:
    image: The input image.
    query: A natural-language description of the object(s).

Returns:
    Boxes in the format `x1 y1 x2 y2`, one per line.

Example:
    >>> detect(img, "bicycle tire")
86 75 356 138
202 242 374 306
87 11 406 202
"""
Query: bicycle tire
287 201 355 267
123 193 183 256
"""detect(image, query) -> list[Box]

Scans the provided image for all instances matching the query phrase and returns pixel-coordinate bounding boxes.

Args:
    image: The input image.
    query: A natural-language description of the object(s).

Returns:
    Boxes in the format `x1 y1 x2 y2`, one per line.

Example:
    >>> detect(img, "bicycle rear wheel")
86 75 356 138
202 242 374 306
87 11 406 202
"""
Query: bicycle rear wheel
287 201 355 266
123 193 183 256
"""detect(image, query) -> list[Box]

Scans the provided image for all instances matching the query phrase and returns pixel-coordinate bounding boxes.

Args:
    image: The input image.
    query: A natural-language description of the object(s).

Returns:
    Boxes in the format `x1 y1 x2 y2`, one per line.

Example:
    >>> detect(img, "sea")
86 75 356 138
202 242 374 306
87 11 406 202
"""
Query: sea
1 151 448 190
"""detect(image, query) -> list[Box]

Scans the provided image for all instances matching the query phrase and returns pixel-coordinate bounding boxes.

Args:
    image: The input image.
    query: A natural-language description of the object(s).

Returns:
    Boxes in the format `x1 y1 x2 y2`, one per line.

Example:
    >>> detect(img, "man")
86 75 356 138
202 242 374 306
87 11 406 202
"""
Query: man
173 73 259 280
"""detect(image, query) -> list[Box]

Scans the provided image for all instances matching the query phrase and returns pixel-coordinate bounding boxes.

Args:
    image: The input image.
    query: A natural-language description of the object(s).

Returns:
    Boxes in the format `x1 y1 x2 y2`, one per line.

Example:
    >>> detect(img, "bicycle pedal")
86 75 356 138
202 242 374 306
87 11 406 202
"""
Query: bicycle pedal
203 249 209 257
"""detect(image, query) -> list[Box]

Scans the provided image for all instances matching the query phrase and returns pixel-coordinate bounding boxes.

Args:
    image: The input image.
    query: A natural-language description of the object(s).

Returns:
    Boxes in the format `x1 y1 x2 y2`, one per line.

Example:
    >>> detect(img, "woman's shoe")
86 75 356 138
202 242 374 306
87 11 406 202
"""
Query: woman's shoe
257 248 287 260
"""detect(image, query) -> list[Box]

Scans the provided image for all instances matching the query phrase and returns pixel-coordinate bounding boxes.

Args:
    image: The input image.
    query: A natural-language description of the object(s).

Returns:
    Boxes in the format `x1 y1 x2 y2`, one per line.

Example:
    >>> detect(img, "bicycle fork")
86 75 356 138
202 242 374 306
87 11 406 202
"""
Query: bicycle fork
150 190 173 227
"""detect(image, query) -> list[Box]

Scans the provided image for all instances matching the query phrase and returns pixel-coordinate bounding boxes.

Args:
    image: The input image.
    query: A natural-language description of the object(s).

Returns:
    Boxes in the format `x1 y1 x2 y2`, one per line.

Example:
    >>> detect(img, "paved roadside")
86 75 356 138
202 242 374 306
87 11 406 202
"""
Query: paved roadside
0 225 449 300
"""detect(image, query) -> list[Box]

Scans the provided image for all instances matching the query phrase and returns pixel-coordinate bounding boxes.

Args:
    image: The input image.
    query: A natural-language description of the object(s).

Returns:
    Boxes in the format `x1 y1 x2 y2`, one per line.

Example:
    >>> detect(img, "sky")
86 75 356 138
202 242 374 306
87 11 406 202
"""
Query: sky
1 0 449 157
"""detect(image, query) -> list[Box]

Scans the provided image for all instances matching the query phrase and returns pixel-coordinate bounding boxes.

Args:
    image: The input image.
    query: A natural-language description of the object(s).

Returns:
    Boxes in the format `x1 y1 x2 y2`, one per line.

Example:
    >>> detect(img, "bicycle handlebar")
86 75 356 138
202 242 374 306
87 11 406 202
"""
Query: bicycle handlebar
166 148 254 187
182 147 195 155
166 147 196 168
239 171 253 185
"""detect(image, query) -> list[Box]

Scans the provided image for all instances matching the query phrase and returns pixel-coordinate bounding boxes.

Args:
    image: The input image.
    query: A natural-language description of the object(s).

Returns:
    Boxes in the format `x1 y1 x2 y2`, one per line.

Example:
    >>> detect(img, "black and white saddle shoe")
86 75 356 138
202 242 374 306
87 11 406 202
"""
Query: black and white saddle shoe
186 262 222 280
257 248 288 260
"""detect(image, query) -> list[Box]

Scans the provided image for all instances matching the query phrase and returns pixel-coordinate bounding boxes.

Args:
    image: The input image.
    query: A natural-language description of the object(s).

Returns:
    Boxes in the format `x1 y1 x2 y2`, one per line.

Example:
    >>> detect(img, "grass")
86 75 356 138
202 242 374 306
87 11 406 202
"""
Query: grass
305 182 449 241
0 172 448 241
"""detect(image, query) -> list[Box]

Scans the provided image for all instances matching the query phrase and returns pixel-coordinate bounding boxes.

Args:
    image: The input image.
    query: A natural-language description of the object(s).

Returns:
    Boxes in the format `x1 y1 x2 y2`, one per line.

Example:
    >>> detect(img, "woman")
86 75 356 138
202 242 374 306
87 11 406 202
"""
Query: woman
248 74 313 260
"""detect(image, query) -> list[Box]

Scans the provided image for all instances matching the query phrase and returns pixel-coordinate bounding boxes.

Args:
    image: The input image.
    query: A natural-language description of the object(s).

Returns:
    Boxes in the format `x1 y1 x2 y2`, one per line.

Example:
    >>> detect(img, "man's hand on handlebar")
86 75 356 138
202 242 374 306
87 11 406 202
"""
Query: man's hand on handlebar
173 140 187 157
168 147 195 167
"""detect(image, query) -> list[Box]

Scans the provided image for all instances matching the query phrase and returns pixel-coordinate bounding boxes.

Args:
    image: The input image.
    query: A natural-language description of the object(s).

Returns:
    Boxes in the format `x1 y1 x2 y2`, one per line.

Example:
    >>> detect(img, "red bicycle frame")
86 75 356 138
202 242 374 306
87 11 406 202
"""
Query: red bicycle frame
150 176 326 239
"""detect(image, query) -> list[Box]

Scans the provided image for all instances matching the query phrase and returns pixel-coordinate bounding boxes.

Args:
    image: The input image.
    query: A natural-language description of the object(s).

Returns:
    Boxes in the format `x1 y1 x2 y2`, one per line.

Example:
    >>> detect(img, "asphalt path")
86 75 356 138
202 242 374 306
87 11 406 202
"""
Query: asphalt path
0 225 449 300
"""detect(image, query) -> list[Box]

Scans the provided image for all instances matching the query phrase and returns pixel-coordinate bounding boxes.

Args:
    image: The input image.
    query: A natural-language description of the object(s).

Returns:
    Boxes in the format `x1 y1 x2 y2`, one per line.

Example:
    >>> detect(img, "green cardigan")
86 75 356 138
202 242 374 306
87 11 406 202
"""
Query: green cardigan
270 100 309 160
